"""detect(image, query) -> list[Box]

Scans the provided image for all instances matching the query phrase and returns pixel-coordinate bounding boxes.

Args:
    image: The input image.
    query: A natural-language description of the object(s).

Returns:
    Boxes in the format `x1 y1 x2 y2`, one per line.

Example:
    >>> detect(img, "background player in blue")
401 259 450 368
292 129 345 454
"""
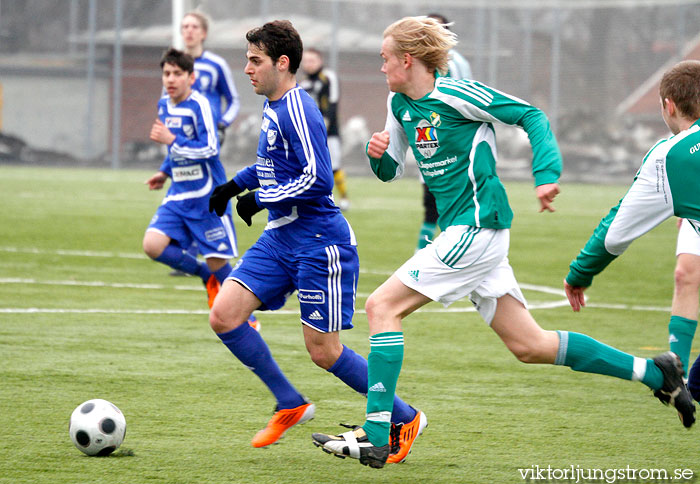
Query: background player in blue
181 11 240 144
207 21 424 458
143 48 236 308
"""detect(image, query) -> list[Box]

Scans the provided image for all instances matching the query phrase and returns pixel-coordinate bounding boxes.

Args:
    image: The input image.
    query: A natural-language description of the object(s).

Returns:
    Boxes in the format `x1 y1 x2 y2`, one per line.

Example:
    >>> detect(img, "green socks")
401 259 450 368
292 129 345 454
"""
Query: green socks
555 331 663 390
668 315 697 377
363 332 404 447
416 223 437 251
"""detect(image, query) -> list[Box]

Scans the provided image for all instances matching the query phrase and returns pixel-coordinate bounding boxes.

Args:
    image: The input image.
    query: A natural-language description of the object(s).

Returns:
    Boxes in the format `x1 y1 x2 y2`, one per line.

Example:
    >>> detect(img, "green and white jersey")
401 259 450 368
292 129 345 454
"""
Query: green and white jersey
368 77 562 230
567 119 700 287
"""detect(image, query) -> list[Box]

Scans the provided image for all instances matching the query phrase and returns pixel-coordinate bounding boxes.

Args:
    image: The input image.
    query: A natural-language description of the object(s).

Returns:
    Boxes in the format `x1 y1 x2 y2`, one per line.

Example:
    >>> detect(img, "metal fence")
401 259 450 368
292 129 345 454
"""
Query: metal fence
1 0 699 181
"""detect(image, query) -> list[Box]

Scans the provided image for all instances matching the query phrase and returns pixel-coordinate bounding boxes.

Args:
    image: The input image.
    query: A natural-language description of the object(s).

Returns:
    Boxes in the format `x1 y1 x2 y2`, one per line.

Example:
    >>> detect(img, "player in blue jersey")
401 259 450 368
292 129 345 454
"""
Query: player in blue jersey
143 48 236 308
181 11 240 144
207 20 425 458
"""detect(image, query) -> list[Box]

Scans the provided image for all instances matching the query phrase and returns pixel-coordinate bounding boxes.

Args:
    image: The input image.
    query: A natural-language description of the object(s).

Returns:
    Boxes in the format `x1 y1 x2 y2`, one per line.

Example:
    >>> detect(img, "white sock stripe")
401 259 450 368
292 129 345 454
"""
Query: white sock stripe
554 330 568 366
370 338 404 347
366 411 392 423
632 357 647 381
369 335 404 342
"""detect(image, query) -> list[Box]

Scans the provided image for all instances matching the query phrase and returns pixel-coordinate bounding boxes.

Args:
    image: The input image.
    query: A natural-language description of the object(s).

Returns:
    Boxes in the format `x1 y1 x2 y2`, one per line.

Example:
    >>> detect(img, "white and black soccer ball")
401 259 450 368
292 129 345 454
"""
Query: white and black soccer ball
69 399 127 456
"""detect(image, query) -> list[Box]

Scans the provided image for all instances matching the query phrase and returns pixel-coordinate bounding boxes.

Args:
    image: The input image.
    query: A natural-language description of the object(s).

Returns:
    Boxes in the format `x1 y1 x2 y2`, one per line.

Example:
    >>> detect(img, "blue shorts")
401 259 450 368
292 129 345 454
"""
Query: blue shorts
147 203 238 258
228 233 359 333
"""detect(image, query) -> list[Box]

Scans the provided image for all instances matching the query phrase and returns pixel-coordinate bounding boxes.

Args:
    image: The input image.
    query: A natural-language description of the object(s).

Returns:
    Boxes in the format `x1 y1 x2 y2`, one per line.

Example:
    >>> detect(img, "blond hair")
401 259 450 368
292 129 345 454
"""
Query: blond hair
383 16 457 76
183 10 210 34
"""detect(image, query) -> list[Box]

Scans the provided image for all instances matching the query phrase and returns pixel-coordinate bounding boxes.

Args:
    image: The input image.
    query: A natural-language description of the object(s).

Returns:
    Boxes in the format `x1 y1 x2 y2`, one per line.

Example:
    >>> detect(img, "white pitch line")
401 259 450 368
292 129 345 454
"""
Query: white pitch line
0 277 202 291
0 246 672 314
586 302 671 312
0 246 145 260
0 246 395 276
0 300 626 316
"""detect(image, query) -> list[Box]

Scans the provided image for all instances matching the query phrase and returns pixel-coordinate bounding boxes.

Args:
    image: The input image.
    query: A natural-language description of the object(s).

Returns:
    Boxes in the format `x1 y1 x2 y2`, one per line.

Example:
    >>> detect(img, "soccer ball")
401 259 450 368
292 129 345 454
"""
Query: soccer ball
69 399 127 456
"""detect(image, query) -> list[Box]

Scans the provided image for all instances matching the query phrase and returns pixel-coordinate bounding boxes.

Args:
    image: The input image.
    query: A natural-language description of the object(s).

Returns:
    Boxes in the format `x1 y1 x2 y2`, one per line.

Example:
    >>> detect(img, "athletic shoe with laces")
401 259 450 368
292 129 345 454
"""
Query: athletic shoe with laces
251 401 315 447
204 274 220 309
653 351 696 428
387 409 427 463
311 424 391 469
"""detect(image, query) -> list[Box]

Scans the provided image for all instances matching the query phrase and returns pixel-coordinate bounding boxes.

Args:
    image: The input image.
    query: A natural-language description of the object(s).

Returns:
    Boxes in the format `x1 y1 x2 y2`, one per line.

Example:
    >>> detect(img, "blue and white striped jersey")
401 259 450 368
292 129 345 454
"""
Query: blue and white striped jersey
157 90 227 216
193 50 240 128
233 85 355 247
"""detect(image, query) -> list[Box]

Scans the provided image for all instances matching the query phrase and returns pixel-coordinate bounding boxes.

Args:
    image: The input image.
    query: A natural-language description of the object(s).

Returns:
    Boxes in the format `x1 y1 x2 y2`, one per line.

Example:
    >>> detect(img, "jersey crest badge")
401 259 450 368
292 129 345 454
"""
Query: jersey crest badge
402 110 412 121
430 112 442 127
165 117 182 129
267 129 277 146
415 119 439 158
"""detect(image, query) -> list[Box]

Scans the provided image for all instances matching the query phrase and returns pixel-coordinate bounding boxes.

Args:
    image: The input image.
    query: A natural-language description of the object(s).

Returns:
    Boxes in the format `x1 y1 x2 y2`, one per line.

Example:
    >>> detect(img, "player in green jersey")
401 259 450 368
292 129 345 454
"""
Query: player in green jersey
311 17 695 469
563 60 700 396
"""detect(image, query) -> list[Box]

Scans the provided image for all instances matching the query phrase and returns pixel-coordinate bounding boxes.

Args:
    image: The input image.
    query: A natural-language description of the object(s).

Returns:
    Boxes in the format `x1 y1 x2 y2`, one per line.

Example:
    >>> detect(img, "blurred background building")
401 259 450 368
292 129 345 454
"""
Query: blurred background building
1 0 698 181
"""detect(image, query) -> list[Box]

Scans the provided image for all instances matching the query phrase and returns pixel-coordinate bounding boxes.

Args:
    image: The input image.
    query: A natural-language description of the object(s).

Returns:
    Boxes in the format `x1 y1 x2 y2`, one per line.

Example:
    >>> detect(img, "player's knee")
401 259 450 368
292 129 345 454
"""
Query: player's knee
674 263 700 291
507 338 546 364
308 347 336 370
142 238 161 260
364 293 386 322
209 306 232 334
209 303 246 334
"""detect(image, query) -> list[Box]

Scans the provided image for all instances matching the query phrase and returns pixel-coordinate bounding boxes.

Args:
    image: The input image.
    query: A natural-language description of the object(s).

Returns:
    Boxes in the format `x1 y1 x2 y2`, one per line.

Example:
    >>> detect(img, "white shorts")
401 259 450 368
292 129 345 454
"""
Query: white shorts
328 135 342 171
395 225 527 324
676 219 700 256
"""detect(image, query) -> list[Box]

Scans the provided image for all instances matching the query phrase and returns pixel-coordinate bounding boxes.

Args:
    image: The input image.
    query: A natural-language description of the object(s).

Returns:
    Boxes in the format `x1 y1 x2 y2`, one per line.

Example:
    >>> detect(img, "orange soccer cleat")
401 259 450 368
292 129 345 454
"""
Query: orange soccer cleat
251 402 316 448
205 274 220 309
386 409 428 464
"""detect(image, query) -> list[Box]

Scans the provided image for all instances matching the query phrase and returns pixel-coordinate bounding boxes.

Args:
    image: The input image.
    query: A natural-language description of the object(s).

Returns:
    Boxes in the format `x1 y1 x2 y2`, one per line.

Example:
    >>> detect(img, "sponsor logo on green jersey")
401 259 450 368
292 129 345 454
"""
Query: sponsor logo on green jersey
415 119 439 158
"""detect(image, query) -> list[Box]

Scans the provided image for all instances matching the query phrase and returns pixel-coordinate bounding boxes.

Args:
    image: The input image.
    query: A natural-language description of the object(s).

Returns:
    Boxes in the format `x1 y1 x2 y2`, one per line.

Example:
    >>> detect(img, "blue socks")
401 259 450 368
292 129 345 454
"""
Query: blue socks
213 263 232 284
327 345 417 424
155 244 211 282
217 324 306 409
155 244 232 284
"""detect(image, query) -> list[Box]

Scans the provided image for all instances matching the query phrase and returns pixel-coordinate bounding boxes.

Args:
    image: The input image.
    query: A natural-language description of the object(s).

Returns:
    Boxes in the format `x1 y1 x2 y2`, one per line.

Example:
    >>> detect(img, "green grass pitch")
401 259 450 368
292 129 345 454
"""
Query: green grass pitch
0 165 695 483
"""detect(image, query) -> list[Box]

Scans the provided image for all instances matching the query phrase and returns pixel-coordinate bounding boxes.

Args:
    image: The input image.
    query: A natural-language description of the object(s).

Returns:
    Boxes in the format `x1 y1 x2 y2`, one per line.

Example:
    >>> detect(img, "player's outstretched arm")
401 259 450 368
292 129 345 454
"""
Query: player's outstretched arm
366 130 390 159
145 171 168 190
563 279 587 312
536 183 560 213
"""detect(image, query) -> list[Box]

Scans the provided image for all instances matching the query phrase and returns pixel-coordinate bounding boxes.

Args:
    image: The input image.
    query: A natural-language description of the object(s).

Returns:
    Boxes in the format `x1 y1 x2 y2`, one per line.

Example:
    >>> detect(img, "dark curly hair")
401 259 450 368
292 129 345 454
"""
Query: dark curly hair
246 20 303 74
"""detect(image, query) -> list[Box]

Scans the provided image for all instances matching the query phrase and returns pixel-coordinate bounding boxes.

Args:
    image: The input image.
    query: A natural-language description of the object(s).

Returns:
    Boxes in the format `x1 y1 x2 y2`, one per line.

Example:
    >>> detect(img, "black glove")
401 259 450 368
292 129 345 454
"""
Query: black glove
209 179 243 216
236 191 264 226
217 125 227 146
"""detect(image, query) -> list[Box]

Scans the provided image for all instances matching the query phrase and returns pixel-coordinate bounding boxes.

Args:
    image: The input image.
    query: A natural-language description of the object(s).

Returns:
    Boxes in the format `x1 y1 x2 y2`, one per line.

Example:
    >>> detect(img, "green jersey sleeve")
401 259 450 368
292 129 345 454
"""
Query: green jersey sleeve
566 138 678 287
434 79 562 186
368 92 408 182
